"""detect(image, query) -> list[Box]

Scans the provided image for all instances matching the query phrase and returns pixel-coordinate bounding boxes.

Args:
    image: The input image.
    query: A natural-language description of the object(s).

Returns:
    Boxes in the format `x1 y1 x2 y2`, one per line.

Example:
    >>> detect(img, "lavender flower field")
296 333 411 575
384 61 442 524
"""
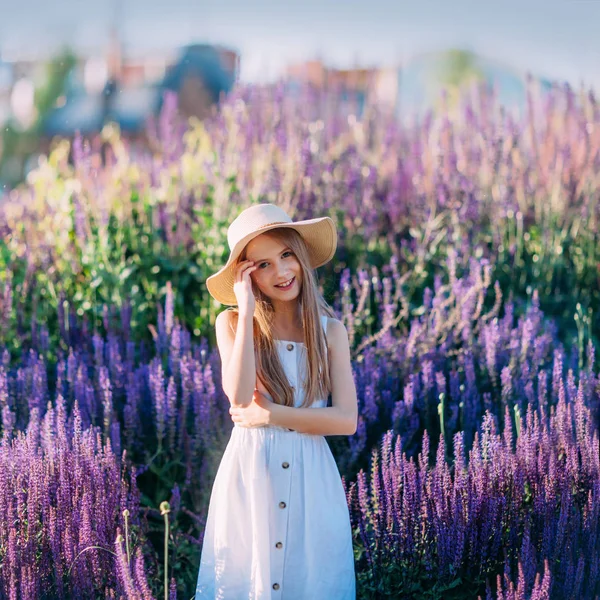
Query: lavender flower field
0 81 599 598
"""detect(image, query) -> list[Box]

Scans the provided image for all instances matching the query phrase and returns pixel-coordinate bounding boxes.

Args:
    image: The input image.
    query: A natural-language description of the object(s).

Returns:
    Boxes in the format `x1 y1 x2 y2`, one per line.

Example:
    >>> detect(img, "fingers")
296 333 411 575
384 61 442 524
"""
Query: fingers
234 260 258 283
245 265 258 280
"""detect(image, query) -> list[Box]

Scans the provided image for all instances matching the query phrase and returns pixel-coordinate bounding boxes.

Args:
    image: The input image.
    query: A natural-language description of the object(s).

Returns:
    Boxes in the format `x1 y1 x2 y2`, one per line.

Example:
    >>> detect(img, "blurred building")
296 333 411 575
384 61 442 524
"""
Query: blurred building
41 41 239 140
285 60 379 114
162 45 239 121
0 40 238 187
285 51 555 122
286 60 377 89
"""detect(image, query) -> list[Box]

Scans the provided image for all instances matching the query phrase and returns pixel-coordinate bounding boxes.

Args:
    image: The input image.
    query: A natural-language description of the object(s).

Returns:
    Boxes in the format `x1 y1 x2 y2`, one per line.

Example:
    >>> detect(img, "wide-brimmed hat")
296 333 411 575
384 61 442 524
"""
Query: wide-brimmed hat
206 204 337 305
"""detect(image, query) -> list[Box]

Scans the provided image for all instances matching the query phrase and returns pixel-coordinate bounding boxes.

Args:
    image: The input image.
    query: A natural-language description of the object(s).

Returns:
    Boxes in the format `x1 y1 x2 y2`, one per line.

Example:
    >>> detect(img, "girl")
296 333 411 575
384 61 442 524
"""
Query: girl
195 203 358 599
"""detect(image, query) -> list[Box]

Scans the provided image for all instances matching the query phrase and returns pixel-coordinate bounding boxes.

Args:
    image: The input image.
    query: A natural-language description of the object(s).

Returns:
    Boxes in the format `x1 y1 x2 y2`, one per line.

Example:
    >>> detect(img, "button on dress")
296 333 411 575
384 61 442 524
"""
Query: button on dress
195 315 356 599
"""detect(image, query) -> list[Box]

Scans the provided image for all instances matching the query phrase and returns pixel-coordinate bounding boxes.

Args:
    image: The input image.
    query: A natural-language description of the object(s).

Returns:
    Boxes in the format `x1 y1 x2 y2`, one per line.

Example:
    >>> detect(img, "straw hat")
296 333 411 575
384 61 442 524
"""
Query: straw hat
206 204 337 305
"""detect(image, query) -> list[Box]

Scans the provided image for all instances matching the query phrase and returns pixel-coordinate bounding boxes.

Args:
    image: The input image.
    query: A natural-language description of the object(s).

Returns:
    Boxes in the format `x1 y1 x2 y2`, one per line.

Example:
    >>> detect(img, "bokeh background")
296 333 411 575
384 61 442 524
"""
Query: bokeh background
1 0 599 186
1 2 600 599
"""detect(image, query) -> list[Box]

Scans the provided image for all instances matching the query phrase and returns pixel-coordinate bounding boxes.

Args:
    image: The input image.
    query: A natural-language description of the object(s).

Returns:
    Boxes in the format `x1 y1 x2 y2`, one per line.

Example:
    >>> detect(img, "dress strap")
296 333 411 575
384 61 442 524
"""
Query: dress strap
320 314 327 335
319 314 330 381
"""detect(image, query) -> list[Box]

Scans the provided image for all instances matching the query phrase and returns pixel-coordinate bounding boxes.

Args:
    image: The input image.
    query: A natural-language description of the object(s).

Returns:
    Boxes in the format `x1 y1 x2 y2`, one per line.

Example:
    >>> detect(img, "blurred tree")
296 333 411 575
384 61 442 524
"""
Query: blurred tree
34 48 77 121
433 48 485 112
0 47 76 187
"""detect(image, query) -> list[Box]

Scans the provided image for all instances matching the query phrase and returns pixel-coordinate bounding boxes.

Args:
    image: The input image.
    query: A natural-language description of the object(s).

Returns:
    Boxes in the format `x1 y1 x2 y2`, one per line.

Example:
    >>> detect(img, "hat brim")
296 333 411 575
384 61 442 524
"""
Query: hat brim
206 217 337 306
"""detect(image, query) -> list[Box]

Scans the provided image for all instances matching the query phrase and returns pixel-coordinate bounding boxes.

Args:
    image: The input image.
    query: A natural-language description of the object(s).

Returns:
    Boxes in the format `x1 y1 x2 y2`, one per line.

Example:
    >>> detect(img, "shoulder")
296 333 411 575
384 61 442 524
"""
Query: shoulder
215 309 238 337
323 317 349 347
323 318 352 368
216 308 237 327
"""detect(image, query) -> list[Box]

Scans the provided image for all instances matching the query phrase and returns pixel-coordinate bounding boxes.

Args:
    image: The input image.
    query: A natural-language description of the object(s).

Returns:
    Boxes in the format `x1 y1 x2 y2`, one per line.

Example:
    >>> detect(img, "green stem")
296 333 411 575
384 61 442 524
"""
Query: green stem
123 509 131 565
160 501 171 600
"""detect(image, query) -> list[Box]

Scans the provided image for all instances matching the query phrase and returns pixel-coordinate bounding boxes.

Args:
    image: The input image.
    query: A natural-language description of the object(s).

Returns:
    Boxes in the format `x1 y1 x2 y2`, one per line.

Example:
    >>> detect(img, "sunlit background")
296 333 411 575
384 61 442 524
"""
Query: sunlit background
0 0 598 187
2 3 600 598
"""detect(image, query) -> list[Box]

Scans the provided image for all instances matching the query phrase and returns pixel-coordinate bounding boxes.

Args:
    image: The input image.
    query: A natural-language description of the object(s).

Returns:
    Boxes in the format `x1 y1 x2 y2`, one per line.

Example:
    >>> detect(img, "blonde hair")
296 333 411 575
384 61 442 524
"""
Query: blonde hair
229 227 335 408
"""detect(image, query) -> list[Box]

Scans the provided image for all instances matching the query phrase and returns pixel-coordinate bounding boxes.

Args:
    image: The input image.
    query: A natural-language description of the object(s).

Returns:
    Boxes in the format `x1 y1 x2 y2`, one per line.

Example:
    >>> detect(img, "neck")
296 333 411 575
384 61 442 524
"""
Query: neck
270 299 302 329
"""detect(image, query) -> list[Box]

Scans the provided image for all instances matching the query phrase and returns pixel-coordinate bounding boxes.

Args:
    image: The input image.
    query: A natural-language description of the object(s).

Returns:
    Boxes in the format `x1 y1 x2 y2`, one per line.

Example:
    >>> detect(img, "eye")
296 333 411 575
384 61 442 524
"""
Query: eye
259 262 269 269
282 251 293 258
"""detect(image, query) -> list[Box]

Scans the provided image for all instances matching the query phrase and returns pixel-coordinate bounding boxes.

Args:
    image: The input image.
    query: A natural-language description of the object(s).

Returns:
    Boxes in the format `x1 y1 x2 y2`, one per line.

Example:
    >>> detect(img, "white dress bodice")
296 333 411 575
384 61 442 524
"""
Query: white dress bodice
256 314 329 410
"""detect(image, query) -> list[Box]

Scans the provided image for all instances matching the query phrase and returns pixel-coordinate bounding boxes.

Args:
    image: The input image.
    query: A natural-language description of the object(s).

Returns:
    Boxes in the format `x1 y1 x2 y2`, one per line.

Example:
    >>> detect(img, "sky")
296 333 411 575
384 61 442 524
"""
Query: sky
0 0 598 89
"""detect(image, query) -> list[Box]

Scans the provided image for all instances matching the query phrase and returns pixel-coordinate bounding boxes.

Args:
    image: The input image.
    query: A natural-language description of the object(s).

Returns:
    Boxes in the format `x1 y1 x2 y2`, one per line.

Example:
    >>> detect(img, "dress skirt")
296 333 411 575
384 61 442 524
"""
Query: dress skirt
195 423 356 599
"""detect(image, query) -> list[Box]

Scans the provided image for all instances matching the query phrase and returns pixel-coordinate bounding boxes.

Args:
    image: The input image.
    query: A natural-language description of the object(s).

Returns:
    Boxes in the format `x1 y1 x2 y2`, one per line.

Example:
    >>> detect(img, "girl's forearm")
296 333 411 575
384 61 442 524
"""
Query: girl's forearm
224 312 256 407
269 404 356 436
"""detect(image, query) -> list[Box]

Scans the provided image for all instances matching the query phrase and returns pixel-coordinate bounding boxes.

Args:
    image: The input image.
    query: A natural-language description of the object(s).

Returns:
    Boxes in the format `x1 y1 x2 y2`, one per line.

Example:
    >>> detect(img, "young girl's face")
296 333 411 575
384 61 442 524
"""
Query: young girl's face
244 233 303 302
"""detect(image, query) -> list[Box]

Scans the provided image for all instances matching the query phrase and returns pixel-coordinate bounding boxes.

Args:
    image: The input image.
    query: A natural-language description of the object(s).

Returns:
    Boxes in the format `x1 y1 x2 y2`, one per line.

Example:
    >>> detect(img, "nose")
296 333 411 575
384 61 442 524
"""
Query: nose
275 262 289 278
275 268 292 282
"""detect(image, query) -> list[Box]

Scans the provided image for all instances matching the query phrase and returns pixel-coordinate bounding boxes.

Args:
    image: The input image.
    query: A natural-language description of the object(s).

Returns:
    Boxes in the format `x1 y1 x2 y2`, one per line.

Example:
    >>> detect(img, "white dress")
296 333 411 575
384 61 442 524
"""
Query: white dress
195 315 356 599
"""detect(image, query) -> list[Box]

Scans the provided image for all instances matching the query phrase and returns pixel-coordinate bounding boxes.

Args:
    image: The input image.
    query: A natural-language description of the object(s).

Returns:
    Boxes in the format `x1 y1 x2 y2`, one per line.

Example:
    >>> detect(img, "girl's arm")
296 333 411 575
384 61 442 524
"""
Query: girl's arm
215 310 256 408
268 319 358 436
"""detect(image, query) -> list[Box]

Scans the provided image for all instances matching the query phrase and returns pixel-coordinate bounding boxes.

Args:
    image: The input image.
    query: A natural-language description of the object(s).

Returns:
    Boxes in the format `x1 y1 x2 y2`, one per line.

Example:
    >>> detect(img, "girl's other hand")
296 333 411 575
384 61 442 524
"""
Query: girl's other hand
229 389 274 427
233 260 258 317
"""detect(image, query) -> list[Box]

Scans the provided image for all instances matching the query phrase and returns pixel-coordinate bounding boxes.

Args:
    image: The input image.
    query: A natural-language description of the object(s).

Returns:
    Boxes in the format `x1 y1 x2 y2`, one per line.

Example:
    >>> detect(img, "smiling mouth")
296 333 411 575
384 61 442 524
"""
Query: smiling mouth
274 276 295 290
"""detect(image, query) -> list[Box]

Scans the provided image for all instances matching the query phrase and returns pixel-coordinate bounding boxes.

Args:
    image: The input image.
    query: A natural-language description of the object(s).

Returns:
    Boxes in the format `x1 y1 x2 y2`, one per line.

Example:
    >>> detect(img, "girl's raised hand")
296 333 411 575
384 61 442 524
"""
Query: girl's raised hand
233 260 258 317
